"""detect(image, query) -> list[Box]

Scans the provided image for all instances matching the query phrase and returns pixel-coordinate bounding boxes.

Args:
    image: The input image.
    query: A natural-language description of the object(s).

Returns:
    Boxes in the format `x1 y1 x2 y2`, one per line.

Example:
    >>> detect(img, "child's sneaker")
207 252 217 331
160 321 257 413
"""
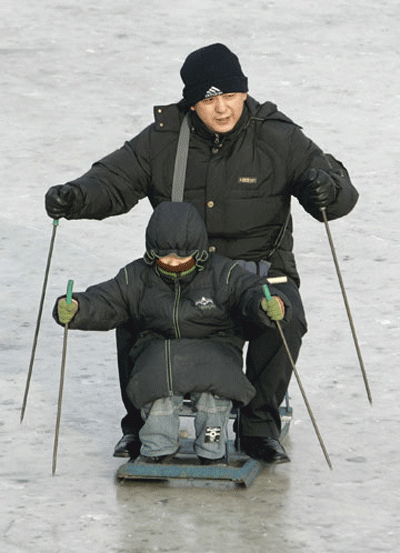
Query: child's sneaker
198 456 228 466
136 447 179 464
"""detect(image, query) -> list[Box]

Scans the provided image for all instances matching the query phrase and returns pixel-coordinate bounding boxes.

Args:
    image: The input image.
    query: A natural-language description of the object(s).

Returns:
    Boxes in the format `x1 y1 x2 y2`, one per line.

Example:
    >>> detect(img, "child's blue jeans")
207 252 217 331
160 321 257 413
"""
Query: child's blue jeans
140 393 232 460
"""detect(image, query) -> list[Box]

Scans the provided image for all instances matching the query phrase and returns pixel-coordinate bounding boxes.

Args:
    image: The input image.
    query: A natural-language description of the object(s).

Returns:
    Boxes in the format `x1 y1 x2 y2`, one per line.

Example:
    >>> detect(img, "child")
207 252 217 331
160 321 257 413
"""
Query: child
54 202 291 464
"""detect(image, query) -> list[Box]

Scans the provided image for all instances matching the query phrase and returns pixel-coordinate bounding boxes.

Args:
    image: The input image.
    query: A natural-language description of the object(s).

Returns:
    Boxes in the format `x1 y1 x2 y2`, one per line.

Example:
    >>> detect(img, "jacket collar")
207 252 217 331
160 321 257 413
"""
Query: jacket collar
155 263 198 285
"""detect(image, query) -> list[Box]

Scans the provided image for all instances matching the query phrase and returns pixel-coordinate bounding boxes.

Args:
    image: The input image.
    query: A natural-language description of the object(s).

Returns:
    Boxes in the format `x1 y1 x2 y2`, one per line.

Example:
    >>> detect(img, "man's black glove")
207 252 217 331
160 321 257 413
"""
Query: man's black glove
45 184 81 219
300 169 339 210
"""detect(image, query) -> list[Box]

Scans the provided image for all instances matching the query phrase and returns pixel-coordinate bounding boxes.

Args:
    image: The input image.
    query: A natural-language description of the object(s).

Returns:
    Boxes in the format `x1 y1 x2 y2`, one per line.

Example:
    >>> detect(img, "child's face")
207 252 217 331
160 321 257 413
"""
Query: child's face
158 253 193 267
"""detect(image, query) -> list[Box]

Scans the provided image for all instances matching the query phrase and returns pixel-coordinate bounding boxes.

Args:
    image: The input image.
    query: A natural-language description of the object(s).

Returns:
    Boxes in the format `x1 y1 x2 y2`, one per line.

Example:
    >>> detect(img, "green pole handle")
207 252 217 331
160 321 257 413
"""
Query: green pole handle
263 284 272 301
66 280 74 304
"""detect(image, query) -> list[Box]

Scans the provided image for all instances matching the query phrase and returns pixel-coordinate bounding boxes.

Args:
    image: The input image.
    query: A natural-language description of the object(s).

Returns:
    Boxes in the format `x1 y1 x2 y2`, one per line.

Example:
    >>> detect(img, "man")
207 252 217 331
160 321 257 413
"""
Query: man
45 43 359 464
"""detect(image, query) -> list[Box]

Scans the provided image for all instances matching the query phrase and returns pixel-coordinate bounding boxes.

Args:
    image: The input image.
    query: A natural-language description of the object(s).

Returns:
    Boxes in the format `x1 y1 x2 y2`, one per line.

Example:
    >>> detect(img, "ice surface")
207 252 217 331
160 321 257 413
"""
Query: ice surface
1 1 399 551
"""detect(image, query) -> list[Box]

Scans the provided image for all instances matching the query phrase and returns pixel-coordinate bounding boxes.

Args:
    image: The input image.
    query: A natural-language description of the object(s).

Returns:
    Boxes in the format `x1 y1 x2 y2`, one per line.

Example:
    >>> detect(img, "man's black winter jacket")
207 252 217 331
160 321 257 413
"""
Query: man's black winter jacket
65 97 359 286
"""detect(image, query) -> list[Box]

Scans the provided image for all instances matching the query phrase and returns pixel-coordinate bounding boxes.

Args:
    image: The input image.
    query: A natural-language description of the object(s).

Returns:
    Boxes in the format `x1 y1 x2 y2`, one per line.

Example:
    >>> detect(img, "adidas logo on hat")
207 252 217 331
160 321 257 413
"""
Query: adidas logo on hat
204 86 223 99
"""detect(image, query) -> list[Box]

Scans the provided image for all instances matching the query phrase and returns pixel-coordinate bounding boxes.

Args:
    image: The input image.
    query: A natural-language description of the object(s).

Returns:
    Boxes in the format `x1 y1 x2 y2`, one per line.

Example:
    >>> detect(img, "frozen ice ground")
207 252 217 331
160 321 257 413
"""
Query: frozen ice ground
1 1 399 551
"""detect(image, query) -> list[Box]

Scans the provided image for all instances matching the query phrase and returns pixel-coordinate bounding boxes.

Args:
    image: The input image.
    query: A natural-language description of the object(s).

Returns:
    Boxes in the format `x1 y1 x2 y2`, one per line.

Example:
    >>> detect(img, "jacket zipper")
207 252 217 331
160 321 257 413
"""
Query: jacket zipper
165 339 173 396
173 280 181 338
164 281 181 397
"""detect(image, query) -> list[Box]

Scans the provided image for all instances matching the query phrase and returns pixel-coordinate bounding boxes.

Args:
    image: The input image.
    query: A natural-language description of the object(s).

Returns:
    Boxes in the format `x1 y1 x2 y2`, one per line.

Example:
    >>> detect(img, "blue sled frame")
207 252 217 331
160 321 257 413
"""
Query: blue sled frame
116 397 292 487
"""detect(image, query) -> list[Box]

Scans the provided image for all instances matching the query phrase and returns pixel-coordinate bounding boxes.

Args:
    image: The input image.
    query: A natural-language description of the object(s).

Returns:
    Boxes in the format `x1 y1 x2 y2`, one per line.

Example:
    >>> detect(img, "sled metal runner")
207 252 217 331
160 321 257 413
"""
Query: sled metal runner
117 402 292 487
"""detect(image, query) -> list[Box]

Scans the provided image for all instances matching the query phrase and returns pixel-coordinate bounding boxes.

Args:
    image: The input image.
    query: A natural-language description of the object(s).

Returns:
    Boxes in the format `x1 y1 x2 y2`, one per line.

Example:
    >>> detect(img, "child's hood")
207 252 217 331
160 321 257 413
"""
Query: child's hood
144 202 209 263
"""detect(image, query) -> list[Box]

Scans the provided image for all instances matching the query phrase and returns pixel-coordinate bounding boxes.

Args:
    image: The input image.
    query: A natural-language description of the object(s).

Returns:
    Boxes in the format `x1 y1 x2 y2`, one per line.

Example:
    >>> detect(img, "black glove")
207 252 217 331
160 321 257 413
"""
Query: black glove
300 169 338 209
45 184 81 219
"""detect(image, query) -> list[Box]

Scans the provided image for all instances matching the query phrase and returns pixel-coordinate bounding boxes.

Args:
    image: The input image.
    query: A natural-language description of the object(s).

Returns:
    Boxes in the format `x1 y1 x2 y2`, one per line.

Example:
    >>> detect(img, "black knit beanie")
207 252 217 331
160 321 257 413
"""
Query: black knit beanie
180 43 248 106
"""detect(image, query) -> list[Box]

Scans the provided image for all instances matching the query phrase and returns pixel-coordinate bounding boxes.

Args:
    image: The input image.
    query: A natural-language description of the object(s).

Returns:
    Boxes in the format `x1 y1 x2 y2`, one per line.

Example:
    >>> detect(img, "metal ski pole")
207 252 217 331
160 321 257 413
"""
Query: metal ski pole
21 219 59 423
320 208 372 404
263 285 333 470
52 279 74 476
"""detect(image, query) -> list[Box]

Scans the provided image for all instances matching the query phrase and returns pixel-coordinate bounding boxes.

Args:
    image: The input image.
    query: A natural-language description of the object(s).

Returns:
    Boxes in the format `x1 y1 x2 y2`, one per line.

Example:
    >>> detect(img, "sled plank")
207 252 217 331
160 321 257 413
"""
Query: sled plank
117 404 292 487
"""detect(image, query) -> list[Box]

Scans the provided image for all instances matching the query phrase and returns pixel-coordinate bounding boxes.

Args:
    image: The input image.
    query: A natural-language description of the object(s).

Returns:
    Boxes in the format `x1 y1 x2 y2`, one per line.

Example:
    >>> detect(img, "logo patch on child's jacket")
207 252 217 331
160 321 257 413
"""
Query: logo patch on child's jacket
195 297 216 310
205 427 221 443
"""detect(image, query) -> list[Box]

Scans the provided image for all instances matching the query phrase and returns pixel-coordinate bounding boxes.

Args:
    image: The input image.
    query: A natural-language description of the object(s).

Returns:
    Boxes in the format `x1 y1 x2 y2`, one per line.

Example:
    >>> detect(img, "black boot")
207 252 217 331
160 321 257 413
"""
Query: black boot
241 436 290 464
113 434 141 459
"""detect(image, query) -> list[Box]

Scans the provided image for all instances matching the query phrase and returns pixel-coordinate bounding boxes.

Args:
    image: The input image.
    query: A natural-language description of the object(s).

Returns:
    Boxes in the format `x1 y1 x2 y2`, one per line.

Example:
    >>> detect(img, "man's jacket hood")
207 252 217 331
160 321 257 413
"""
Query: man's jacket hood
145 202 209 263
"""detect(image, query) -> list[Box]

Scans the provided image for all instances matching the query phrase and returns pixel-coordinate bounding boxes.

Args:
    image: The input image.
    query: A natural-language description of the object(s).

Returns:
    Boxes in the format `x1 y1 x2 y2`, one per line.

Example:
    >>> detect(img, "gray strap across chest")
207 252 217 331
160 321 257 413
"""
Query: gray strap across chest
171 113 190 202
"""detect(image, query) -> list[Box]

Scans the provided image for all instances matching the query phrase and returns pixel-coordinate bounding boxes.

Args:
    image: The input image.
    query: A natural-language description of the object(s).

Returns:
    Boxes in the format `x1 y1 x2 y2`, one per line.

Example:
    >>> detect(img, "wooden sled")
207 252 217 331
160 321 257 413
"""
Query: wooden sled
116 396 292 488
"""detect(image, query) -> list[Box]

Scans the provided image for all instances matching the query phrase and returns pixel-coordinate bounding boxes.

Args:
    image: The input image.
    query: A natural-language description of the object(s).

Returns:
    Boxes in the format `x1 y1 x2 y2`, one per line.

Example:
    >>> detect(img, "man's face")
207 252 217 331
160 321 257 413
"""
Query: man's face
191 92 247 134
